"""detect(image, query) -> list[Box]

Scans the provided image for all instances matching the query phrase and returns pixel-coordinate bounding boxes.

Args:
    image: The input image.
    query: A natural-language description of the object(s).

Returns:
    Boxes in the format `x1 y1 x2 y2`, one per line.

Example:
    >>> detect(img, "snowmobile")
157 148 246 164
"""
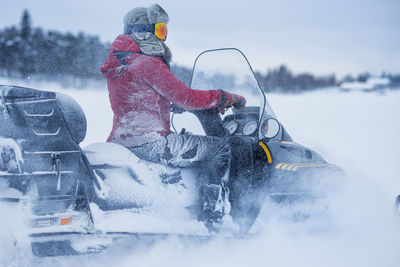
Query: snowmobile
0 48 344 257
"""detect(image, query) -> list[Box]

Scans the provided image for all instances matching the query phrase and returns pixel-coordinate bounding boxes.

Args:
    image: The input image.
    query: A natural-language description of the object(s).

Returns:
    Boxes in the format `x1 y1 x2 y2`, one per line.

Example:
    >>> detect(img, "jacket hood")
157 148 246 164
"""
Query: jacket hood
101 34 141 77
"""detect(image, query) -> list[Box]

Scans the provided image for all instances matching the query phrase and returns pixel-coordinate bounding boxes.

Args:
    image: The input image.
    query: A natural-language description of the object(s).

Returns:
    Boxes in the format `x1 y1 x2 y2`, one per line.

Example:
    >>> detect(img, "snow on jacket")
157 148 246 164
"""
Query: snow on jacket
101 34 223 147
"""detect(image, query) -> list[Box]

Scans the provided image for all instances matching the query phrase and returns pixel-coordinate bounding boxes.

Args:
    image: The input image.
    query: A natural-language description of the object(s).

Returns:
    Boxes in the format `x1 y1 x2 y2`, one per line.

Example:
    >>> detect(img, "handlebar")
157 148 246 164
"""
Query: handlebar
170 104 229 138
170 103 242 115
233 99 246 110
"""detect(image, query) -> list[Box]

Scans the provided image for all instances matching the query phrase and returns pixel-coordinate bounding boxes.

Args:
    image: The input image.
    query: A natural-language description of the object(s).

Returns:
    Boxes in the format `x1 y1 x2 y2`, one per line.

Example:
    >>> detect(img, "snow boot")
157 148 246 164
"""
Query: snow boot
200 184 226 231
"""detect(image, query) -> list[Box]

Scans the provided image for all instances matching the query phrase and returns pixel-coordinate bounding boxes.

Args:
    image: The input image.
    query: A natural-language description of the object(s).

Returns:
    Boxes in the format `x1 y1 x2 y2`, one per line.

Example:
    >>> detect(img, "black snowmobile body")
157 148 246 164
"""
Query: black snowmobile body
0 48 344 257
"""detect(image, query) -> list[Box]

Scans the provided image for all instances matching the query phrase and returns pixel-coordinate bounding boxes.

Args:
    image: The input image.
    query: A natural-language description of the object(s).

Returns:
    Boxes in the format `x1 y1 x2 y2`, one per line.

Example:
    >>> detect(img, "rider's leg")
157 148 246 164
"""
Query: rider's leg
165 134 231 226
130 133 232 225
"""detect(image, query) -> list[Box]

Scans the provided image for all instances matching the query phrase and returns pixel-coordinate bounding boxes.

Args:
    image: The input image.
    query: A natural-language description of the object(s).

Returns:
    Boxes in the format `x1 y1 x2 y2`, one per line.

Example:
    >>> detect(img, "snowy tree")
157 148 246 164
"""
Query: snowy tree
16 9 35 76
20 10 32 41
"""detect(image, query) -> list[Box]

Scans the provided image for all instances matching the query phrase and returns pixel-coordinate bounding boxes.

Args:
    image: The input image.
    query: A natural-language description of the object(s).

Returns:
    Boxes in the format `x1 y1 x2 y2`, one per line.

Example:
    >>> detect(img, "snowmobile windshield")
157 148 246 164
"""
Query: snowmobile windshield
189 48 276 138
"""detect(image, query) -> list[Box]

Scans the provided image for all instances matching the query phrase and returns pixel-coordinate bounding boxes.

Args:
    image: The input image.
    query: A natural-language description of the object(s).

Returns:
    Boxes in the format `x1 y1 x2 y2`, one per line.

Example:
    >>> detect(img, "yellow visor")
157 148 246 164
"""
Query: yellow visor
154 22 168 41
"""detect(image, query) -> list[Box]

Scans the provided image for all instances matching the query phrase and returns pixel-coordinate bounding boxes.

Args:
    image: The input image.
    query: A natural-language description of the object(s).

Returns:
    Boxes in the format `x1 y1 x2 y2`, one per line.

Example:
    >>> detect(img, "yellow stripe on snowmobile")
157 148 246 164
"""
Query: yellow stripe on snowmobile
259 141 272 164
275 163 283 169
277 141 295 145
275 163 337 172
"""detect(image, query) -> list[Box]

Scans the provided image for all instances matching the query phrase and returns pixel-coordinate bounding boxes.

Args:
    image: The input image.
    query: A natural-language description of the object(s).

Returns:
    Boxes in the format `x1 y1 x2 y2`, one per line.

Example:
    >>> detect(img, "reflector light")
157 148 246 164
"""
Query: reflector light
60 217 72 225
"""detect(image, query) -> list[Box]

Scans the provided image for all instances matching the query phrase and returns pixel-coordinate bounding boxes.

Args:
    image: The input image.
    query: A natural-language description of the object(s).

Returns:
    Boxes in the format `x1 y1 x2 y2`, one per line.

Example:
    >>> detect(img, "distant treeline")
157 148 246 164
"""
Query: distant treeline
256 66 336 92
1 10 399 91
171 64 338 93
0 10 108 85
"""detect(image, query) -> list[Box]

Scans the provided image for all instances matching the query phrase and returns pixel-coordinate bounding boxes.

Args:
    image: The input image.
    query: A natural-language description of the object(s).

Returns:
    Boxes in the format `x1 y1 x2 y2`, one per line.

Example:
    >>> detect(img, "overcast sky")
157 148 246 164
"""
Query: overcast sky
1 0 399 77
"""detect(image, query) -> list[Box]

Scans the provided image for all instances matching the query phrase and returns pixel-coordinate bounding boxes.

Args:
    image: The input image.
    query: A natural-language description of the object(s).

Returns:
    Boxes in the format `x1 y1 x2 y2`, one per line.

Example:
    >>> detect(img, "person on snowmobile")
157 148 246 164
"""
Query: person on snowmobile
101 4 246 229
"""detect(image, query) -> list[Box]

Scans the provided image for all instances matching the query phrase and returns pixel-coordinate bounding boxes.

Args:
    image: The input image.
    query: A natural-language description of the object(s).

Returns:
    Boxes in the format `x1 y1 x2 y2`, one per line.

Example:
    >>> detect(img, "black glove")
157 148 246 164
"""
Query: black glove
218 90 246 114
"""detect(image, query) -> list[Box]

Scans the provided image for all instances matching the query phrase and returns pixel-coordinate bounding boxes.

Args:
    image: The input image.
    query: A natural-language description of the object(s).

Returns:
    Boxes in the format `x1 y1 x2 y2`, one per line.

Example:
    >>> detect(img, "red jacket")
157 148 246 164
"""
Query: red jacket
101 34 223 147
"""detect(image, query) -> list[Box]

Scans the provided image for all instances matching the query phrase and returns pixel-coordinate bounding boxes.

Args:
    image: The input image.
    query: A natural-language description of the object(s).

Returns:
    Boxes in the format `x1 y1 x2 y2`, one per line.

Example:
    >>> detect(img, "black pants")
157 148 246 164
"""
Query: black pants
129 133 231 185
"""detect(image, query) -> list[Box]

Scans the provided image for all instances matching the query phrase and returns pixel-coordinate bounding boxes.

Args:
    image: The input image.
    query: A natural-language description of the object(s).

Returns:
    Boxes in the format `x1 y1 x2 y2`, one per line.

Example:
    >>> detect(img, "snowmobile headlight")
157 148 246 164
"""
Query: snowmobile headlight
261 118 280 139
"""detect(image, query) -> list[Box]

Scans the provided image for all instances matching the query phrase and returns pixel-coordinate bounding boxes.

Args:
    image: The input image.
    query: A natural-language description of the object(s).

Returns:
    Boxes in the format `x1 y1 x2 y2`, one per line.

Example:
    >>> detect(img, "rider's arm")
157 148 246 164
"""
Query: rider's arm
139 57 223 110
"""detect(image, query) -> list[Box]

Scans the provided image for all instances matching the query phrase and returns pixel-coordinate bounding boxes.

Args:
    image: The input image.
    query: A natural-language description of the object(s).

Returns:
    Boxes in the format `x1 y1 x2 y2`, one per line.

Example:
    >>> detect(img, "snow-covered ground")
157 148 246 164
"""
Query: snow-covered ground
1 77 400 266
